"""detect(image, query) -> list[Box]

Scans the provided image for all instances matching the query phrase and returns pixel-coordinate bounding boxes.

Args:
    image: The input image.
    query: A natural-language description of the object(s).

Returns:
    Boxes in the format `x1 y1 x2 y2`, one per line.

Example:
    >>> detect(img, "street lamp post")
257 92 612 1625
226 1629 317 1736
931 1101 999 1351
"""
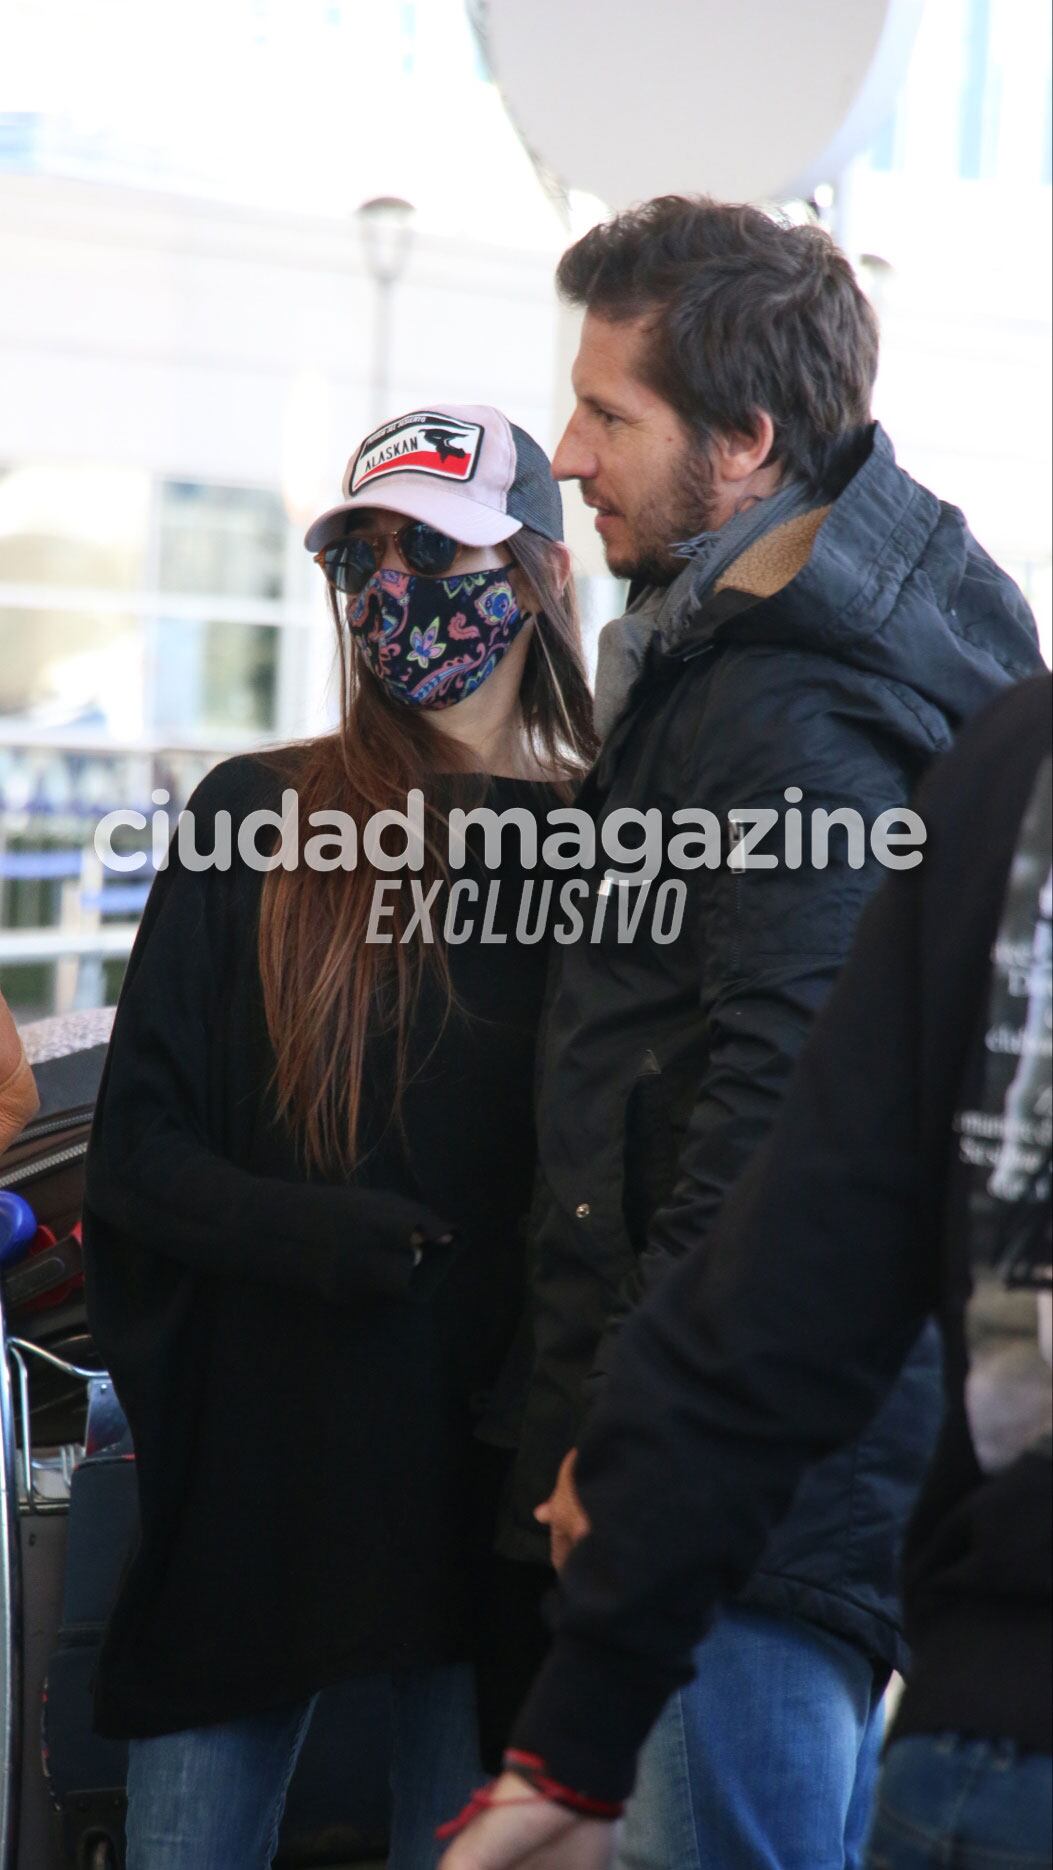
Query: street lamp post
356 195 416 427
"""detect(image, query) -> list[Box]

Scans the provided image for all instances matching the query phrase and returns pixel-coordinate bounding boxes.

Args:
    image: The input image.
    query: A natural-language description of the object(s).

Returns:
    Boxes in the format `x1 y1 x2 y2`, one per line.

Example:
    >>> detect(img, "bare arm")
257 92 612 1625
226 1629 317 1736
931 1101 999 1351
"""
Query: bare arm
0 992 39 1153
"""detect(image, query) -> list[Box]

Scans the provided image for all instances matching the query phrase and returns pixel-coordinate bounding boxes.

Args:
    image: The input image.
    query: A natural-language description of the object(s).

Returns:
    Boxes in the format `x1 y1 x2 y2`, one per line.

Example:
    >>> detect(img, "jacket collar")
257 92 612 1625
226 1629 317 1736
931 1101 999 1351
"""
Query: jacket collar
661 424 941 658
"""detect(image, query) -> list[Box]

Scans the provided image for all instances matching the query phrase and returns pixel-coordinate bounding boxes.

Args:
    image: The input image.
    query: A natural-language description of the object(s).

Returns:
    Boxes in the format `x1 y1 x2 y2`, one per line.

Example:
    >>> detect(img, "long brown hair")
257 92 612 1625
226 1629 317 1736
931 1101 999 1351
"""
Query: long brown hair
258 528 597 1175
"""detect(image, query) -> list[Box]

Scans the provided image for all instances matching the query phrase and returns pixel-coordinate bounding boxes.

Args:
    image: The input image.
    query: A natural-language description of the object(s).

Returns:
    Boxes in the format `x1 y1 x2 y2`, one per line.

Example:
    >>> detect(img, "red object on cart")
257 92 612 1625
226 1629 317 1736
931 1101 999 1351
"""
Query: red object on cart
4 1222 84 1314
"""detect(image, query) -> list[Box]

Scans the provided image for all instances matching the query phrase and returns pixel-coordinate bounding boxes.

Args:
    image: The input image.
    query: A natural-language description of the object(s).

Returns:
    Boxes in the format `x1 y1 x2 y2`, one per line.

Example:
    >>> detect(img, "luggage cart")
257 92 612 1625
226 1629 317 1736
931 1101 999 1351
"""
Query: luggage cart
2 1302 394 1870
0 1285 21 1870
1 1317 121 1870
1 1012 111 1870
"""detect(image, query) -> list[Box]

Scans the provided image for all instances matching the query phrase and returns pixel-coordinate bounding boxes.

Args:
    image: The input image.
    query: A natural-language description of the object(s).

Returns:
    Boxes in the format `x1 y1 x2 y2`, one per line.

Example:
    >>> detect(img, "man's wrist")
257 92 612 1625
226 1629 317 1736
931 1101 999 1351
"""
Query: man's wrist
510 1631 688 1805
503 1749 625 1820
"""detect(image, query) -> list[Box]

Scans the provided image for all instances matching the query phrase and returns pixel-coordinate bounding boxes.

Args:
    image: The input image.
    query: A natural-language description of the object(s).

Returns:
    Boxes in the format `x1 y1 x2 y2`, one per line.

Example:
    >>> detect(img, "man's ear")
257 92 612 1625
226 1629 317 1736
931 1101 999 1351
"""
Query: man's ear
712 411 776 484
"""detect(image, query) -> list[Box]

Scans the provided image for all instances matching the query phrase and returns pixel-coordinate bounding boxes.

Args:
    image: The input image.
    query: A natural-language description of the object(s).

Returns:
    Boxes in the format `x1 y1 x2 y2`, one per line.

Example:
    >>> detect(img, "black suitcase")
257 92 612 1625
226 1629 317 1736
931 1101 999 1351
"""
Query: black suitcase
2 1012 393 1870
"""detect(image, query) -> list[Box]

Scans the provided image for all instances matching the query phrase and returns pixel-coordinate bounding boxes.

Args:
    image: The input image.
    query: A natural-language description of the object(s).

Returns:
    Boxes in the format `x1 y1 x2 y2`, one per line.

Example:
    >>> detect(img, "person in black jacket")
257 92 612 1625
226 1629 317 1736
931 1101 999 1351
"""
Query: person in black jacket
439 671 1051 1870
83 405 598 1869
496 198 1043 1868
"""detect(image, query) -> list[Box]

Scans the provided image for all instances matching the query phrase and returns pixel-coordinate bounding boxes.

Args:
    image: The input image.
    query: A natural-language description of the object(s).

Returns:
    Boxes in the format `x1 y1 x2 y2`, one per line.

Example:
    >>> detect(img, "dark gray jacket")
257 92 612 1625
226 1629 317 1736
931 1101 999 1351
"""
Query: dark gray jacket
496 425 1042 1673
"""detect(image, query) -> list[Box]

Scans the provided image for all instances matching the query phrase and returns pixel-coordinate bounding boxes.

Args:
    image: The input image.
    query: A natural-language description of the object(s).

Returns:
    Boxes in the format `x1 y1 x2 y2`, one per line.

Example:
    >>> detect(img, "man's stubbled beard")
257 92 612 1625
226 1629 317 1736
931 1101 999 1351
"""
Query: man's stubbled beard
594 439 717 587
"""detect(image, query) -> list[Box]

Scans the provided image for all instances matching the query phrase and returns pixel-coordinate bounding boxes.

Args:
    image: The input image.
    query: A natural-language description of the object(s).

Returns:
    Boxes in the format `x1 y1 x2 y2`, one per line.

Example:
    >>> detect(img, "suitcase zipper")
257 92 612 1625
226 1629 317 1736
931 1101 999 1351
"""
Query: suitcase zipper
17 1106 95 1144
1 1139 89 1187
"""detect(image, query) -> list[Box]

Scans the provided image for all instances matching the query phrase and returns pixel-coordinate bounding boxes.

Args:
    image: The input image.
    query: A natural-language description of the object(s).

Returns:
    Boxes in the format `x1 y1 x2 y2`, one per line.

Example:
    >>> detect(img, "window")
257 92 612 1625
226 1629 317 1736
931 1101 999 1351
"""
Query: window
0 462 150 590
0 466 302 1017
158 481 286 599
151 617 281 734
0 608 145 736
959 0 997 179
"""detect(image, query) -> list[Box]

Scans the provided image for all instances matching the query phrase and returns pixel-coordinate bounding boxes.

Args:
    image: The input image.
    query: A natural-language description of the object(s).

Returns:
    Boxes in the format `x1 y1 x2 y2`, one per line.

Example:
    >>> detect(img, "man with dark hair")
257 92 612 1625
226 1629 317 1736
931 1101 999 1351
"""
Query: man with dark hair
490 196 1042 1866
557 196 878 561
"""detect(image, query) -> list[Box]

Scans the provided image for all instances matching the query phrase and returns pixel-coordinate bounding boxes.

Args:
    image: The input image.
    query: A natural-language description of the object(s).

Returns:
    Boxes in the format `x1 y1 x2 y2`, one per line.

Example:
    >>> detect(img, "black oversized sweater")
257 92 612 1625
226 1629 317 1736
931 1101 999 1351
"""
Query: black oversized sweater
512 673 1052 1801
83 751 555 1738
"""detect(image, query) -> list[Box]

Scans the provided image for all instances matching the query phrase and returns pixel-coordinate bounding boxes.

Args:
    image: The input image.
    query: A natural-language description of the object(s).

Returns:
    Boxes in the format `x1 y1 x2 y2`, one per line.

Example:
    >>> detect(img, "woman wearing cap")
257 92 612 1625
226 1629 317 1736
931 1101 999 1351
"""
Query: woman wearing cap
84 405 596 1868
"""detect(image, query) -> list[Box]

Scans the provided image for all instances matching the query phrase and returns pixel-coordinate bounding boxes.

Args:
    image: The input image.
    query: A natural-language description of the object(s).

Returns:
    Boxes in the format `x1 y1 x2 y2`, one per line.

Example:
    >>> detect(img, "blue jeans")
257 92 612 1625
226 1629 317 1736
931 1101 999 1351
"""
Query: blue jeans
866 1734 1053 1869
616 1606 887 1870
124 1661 483 1870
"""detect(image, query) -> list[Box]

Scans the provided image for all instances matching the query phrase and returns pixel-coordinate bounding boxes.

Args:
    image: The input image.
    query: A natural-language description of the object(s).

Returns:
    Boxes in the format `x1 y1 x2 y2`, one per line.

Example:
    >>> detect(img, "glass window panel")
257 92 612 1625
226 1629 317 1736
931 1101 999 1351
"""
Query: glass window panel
0 962 55 1023
103 956 130 1006
1014 559 1053 669
0 847 70 932
0 747 156 823
151 618 280 734
151 749 229 812
158 481 286 599
0 608 145 737
0 462 150 589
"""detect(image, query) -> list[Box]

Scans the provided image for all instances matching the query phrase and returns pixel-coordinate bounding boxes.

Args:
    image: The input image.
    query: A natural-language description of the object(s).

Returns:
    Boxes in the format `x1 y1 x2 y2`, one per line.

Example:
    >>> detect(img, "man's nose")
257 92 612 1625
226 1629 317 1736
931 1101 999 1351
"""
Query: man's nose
551 415 597 484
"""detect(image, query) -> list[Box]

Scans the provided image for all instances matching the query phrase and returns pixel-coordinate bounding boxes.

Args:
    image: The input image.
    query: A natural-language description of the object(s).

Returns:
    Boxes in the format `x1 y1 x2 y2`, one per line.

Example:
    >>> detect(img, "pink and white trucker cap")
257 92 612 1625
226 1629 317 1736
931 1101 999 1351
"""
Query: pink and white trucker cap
303 403 563 553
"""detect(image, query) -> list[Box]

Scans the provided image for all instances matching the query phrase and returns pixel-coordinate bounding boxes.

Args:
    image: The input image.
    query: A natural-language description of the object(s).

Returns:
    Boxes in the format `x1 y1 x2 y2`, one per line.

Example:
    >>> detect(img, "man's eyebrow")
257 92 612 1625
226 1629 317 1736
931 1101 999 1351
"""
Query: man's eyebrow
579 391 626 416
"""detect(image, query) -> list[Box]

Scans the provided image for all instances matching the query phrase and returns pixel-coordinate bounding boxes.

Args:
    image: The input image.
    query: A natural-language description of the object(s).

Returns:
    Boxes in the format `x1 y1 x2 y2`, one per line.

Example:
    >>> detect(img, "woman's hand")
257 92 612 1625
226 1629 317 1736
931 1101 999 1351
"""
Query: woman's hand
438 1772 618 1869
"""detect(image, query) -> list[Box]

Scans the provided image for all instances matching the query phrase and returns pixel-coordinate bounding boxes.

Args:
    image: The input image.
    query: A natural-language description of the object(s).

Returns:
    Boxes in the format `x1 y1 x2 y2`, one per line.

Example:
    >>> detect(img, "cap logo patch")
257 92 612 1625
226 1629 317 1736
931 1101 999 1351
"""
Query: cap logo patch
349 412 484 494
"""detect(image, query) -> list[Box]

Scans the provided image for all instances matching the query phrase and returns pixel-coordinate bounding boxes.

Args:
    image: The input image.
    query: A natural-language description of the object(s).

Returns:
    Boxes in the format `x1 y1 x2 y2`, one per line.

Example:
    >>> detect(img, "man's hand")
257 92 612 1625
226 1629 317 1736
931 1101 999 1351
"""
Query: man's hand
534 1449 591 1572
438 1771 618 1869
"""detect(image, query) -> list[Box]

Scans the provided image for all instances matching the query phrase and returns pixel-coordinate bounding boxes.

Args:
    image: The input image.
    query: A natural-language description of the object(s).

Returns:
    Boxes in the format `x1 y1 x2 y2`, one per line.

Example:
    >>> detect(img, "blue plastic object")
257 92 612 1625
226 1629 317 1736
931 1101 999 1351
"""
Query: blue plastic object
0 1190 38 1266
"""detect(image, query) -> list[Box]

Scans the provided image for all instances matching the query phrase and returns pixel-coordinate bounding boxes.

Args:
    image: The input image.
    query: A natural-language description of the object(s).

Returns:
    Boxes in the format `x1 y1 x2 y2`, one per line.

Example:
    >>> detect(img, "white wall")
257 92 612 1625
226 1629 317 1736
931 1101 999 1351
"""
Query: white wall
0 173 561 489
843 169 1052 617
0 172 569 730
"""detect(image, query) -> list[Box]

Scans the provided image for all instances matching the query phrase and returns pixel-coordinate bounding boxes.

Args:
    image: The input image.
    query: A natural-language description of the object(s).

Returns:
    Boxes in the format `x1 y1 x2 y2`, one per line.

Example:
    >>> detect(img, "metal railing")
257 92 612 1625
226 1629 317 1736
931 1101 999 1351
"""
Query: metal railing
0 1305 105 1870
0 1294 22 1870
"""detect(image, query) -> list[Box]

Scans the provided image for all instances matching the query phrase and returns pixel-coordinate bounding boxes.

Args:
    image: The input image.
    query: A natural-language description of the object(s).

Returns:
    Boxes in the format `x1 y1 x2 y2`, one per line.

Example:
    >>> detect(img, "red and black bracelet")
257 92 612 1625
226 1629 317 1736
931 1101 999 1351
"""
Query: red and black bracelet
434 1751 625 1842
503 1748 626 1819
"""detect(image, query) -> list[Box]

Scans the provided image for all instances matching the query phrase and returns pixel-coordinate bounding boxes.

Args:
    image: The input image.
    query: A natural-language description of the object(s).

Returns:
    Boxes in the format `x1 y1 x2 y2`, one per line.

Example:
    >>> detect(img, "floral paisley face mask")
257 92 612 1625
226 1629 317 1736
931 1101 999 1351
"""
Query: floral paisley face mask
345 566 527 709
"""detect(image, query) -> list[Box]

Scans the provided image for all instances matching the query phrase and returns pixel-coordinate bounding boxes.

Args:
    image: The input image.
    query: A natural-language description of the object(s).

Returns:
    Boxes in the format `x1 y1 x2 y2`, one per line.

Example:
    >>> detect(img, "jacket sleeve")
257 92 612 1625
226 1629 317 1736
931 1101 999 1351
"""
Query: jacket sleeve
511 672 1049 1802
591 669 921 1382
512 835 940 1800
84 761 457 1308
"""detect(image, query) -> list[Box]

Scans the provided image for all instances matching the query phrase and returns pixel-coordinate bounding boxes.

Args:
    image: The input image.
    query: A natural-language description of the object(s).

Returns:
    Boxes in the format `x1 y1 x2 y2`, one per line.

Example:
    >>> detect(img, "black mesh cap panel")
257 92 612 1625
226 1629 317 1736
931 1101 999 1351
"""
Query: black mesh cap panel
508 423 564 543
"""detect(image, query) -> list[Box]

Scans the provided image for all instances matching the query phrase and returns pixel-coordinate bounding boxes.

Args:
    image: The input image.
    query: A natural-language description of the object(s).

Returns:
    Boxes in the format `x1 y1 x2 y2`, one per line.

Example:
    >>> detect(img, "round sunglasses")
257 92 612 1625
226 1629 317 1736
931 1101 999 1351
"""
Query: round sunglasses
315 519 471 595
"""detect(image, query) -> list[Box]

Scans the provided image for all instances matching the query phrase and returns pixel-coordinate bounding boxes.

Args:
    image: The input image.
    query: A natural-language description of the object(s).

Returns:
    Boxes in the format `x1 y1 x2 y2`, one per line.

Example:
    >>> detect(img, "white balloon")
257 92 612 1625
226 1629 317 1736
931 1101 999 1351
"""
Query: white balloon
475 0 924 206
